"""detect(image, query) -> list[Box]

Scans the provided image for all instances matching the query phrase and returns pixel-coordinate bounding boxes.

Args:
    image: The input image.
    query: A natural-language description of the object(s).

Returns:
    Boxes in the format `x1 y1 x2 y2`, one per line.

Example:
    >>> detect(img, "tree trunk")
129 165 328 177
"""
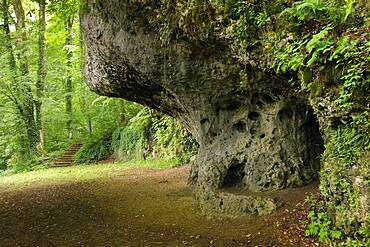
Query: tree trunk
2 0 16 74
65 18 74 139
35 0 46 151
2 0 21 112
12 0 39 151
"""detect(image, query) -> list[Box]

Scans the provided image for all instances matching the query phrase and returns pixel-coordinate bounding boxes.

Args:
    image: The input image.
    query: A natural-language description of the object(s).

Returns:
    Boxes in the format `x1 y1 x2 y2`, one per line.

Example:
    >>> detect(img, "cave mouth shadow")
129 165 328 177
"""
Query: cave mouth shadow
222 162 246 188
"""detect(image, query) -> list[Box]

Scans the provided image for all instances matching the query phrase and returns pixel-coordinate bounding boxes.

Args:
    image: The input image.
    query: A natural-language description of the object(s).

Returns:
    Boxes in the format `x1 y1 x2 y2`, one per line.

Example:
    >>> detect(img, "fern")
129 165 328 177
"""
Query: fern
341 0 353 23
283 0 354 24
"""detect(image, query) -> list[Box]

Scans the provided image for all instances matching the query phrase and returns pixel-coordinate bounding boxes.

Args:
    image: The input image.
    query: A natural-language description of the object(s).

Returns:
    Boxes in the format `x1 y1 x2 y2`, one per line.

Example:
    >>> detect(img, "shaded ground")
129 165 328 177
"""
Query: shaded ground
0 164 324 246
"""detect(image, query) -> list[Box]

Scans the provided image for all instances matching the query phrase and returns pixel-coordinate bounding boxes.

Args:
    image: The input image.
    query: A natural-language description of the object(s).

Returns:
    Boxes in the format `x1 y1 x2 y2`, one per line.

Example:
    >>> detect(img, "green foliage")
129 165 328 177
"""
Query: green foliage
318 117 369 237
304 194 370 246
48 0 81 20
324 124 369 167
267 4 369 238
255 11 271 28
271 21 369 107
112 108 152 161
0 0 83 170
74 133 113 164
152 115 188 161
282 0 354 24
304 195 342 243
305 210 342 242
111 107 197 164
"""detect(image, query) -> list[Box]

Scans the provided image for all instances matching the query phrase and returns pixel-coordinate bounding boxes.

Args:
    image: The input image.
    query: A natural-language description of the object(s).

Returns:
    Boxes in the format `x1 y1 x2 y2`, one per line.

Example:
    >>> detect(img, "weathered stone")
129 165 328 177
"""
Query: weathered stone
81 0 324 215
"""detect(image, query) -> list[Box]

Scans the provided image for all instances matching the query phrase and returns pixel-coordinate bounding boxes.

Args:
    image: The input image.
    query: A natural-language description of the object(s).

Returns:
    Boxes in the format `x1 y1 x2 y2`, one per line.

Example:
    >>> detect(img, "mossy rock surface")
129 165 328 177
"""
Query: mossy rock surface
81 0 370 234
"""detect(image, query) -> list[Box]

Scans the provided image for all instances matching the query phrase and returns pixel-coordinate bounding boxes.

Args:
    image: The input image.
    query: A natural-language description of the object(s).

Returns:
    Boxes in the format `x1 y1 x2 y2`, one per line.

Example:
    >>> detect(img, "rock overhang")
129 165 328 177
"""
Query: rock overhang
81 0 325 215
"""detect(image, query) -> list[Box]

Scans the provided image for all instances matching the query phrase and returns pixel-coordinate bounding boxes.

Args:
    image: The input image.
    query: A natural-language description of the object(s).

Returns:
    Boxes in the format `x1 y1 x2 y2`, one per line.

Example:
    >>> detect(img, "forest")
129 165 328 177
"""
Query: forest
0 0 369 246
0 0 196 174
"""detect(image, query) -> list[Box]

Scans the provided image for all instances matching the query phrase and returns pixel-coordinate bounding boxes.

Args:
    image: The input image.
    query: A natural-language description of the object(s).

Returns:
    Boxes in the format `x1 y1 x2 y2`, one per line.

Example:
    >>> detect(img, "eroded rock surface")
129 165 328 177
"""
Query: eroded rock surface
81 0 324 215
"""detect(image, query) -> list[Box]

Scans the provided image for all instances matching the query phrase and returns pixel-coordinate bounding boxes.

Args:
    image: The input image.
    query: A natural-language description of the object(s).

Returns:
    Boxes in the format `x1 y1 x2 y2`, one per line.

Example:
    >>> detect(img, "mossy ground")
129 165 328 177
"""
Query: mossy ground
0 159 179 190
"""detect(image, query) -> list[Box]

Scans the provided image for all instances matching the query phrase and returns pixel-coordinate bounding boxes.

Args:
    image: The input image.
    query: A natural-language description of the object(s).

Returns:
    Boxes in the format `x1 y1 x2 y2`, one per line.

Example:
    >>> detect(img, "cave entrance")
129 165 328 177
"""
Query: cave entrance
222 162 246 188
299 109 325 181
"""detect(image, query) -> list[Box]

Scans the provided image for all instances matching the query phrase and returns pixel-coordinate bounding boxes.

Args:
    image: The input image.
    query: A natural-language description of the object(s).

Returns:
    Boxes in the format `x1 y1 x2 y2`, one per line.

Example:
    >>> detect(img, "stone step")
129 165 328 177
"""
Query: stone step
65 152 78 155
58 155 75 158
54 159 73 163
54 159 73 162
51 143 83 168
52 162 73 166
50 164 73 168
55 157 73 160
69 144 82 148
61 154 75 157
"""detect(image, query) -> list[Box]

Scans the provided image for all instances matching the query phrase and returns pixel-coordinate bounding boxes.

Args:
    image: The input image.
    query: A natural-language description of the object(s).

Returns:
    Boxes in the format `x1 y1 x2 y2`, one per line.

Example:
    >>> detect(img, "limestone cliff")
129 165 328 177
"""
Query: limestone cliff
81 0 369 232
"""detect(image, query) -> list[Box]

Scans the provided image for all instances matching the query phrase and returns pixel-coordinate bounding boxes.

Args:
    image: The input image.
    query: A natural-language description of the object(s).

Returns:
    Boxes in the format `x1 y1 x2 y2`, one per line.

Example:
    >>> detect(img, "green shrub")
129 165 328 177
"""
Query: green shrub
112 108 152 161
304 194 370 246
112 107 198 164
74 133 113 164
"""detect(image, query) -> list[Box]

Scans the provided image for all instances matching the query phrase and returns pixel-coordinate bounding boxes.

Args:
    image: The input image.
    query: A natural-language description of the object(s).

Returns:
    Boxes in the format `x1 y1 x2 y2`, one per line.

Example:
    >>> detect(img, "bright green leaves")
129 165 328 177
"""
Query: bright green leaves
342 0 353 23
272 20 369 108
255 11 271 27
304 196 343 243
282 0 354 25
306 25 332 52
48 0 80 20
324 126 370 166
319 121 370 237
110 107 195 164
329 36 349 61
275 45 303 73
283 0 322 21
303 193 370 245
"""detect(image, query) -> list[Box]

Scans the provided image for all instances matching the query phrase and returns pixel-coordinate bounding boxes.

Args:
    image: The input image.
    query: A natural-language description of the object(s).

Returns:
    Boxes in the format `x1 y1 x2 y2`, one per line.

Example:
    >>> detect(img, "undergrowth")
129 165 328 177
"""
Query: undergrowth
75 107 198 166
304 194 370 246
74 132 113 164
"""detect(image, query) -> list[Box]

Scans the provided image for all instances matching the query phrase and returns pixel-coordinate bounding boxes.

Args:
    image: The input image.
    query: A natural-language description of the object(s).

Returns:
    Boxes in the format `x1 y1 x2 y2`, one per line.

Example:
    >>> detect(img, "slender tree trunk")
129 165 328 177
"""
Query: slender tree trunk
65 18 74 139
2 0 16 74
36 0 46 151
2 0 22 115
13 0 28 75
12 0 39 151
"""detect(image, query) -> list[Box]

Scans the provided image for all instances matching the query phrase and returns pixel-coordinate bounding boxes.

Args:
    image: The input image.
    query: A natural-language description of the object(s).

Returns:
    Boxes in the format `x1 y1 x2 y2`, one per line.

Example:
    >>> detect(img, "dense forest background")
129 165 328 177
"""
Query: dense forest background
0 0 196 174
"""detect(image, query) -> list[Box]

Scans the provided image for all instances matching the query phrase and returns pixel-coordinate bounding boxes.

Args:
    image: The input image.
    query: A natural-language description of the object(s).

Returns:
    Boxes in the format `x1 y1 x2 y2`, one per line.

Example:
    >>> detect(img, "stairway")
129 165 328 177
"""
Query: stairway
51 143 83 168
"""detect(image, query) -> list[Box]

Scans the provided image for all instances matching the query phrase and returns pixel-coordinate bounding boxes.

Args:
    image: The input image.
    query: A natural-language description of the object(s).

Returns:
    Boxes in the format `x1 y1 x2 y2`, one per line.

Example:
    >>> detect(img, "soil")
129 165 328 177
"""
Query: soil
0 165 325 247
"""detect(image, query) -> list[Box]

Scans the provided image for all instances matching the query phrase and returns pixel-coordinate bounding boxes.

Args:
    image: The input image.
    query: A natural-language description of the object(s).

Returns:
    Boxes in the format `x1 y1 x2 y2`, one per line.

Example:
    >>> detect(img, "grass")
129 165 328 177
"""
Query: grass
0 159 180 191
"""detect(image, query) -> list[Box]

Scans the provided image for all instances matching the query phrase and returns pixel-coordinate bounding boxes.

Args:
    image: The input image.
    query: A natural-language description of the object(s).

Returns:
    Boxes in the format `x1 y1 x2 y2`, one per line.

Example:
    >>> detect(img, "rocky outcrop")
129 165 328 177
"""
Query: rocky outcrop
80 0 325 215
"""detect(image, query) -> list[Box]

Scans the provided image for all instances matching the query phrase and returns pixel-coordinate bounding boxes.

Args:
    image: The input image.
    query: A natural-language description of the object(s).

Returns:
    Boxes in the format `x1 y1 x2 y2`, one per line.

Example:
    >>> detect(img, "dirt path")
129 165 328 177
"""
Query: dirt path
0 165 323 247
